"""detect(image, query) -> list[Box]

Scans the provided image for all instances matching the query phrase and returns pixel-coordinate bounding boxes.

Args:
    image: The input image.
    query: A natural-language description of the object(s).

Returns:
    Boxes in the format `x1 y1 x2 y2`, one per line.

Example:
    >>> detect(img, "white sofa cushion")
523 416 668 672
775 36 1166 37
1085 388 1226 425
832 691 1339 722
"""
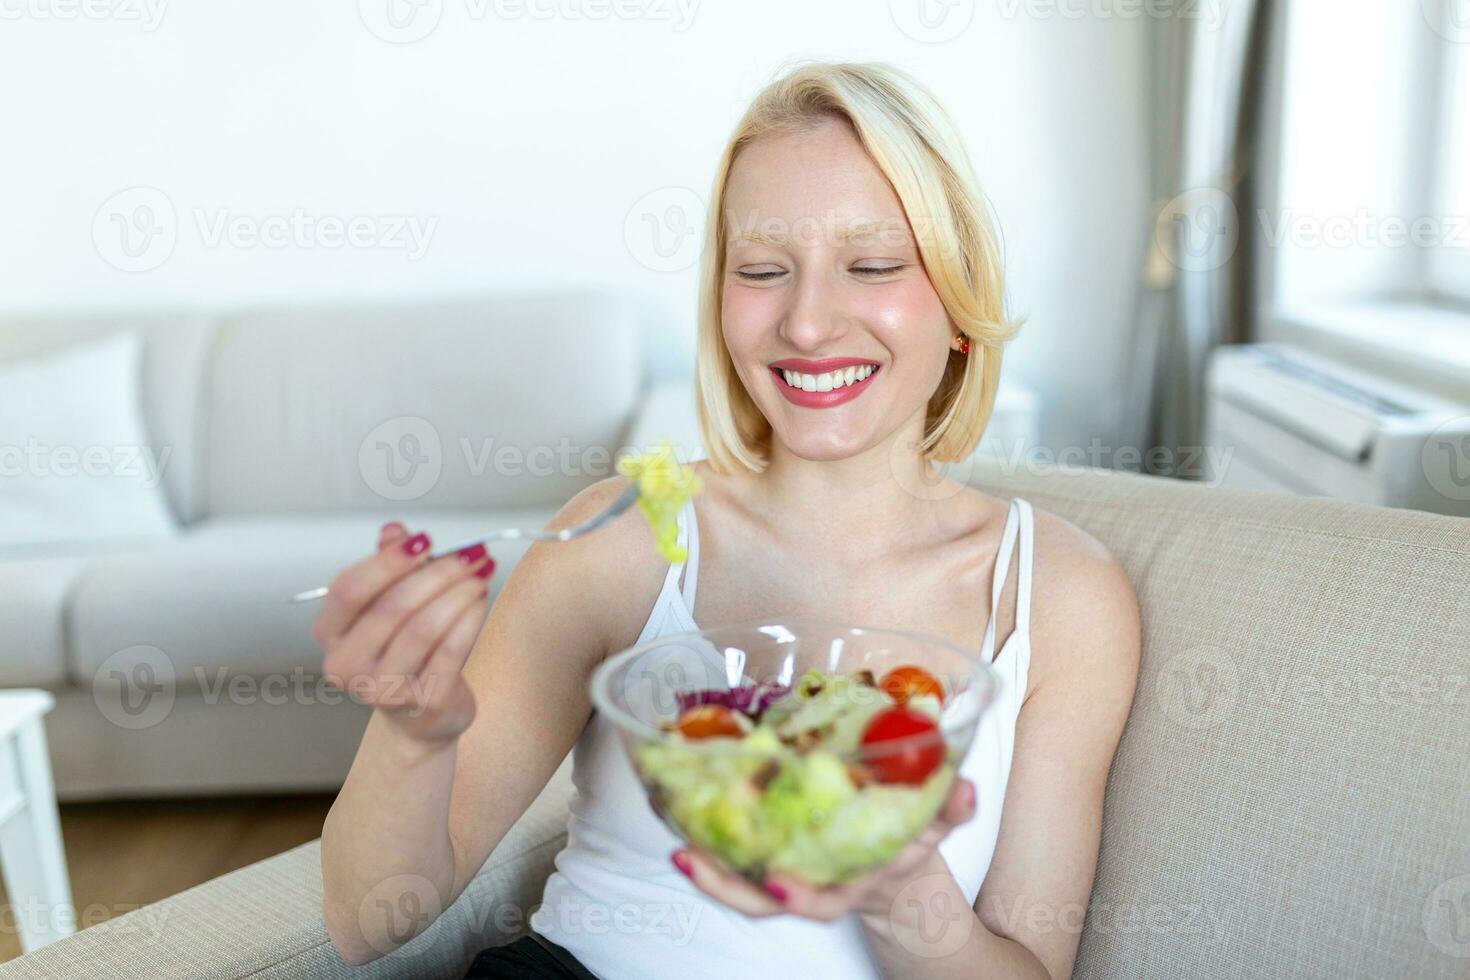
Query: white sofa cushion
203 292 648 517
68 508 555 692
0 333 177 548
0 550 133 687
0 315 216 525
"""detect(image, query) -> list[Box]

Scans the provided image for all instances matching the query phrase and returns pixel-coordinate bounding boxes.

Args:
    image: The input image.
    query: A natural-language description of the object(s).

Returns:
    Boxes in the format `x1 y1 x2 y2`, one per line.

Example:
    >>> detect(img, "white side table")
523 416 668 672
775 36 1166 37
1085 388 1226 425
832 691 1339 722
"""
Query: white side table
0 690 74 953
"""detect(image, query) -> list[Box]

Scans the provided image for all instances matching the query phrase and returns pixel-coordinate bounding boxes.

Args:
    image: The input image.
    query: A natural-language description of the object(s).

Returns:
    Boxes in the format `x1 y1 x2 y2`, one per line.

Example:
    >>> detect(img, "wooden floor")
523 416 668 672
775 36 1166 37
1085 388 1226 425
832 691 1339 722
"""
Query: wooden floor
0 793 335 964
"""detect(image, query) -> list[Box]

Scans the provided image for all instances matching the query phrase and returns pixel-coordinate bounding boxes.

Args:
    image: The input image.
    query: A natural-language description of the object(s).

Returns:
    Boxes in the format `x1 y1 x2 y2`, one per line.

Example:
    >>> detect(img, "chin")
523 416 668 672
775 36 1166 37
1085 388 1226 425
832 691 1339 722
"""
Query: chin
771 424 875 462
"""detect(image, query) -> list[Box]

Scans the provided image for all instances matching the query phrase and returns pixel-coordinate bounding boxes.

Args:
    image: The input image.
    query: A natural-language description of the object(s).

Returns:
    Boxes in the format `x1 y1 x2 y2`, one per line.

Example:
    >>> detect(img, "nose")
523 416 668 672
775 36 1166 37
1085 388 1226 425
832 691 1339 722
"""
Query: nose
778 264 849 353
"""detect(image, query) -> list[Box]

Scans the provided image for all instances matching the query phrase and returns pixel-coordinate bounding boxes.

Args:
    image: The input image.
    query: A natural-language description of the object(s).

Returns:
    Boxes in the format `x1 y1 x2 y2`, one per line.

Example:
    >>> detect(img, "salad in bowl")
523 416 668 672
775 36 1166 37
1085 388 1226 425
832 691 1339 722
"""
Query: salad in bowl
589 620 1000 886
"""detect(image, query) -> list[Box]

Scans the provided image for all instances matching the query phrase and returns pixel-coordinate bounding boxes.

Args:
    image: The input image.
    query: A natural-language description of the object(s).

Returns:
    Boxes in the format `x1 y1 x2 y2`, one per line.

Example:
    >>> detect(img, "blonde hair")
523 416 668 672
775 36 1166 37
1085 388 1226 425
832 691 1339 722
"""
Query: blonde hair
694 60 1024 473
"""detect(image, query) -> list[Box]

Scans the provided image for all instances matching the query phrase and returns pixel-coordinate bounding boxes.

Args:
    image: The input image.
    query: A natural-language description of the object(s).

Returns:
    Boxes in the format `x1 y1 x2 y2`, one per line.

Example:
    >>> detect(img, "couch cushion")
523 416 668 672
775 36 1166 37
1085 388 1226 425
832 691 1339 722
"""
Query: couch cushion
68 509 555 693
204 292 648 517
0 314 217 525
967 458 1470 980
0 550 123 688
0 332 179 549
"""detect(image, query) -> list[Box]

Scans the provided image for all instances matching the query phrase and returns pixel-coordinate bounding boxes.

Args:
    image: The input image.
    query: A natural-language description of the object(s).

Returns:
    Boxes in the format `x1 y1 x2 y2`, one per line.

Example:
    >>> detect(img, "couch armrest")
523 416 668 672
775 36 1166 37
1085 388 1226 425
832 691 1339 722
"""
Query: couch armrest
0 763 576 980
623 380 703 461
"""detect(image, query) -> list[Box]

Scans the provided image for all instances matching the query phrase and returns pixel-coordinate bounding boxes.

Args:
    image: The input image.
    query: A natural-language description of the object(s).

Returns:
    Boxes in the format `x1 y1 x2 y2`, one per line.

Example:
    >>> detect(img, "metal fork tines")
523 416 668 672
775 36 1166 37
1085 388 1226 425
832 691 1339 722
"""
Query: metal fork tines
288 483 640 603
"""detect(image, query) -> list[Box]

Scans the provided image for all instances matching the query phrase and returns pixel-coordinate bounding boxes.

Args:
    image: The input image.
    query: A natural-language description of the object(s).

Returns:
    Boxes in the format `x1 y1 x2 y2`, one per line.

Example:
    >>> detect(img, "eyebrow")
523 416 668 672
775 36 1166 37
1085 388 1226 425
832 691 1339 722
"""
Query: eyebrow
727 218 911 248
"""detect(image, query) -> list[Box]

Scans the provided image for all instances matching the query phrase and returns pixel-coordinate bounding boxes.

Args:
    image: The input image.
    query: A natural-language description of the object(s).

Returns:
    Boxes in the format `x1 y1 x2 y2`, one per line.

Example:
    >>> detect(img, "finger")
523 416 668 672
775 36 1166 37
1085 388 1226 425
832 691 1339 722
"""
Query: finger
374 575 489 699
675 849 783 918
314 529 436 644
758 873 859 922
322 545 481 682
936 778 978 829
415 598 491 712
378 521 408 551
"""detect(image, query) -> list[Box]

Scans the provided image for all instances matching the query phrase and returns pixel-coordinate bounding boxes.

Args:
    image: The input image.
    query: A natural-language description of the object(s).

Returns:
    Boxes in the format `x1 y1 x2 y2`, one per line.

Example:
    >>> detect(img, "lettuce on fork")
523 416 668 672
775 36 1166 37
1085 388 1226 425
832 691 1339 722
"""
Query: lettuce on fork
616 440 702 562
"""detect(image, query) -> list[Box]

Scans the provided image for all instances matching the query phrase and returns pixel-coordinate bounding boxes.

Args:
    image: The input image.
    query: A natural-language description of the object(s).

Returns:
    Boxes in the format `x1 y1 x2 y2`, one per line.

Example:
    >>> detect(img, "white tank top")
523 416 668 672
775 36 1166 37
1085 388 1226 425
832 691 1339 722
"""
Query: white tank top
532 495 1036 979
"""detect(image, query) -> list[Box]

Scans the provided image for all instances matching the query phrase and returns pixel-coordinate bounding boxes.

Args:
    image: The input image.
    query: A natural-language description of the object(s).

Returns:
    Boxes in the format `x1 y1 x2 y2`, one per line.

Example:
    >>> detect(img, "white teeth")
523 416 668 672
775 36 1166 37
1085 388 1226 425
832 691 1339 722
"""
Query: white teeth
778 364 877 391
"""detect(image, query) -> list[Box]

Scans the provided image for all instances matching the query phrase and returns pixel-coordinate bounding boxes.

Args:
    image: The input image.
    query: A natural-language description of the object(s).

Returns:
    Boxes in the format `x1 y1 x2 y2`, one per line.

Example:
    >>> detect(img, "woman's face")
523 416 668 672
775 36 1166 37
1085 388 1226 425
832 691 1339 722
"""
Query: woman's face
720 116 953 464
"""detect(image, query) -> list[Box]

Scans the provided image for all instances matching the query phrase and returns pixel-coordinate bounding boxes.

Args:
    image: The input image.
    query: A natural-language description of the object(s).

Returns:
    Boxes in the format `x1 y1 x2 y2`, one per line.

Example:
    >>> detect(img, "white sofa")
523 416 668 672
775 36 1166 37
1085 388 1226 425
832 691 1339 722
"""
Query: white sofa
0 290 696 800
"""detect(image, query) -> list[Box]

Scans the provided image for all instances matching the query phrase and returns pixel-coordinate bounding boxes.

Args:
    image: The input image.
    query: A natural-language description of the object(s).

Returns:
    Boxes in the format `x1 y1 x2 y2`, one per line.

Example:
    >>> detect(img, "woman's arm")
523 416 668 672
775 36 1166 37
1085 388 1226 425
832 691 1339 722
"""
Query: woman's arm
861 516 1141 979
320 477 652 964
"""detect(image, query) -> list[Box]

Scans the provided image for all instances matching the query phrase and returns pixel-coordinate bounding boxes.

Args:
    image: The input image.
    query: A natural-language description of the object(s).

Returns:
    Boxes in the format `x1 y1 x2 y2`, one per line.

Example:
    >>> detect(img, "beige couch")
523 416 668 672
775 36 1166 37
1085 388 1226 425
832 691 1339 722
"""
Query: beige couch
0 290 693 799
4 456 1467 979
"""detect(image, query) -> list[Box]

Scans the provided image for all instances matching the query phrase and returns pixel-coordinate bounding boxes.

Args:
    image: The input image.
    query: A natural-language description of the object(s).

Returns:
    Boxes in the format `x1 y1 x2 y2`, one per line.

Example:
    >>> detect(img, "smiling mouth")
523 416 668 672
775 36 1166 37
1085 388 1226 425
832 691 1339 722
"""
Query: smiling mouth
770 363 881 392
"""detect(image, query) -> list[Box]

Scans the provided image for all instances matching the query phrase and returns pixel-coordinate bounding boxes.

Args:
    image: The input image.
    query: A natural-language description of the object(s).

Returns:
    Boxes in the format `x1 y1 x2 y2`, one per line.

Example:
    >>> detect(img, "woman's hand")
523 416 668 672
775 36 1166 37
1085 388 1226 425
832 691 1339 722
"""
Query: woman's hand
671 776 977 922
312 521 497 744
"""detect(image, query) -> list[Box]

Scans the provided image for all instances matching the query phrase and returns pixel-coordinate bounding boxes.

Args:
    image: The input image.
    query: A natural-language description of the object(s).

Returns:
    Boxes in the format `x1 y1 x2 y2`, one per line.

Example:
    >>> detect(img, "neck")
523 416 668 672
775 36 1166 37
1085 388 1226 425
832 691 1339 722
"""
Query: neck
748 417 957 554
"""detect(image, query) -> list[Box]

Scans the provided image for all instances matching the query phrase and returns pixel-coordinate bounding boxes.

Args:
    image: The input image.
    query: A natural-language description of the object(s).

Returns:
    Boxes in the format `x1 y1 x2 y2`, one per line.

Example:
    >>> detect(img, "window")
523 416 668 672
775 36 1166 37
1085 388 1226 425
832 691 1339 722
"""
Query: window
1272 1 1470 309
1428 31 1470 305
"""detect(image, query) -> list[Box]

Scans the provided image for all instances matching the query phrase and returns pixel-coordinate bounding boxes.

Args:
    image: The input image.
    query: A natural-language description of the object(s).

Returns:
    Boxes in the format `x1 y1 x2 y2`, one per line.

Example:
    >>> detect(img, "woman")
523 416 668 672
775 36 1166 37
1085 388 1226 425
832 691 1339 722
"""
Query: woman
318 61 1140 980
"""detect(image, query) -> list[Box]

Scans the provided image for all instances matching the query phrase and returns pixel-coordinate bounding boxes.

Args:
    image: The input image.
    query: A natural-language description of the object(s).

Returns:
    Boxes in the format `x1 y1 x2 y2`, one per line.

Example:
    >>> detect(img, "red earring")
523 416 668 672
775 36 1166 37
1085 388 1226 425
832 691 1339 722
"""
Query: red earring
957 337 971 355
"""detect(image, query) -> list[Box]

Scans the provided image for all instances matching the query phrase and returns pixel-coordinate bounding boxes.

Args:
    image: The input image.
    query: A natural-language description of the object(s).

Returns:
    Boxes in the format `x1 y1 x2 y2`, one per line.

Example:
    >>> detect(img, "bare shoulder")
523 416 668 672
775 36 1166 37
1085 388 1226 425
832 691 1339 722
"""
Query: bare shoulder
1025 504 1141 703
505 474 673 659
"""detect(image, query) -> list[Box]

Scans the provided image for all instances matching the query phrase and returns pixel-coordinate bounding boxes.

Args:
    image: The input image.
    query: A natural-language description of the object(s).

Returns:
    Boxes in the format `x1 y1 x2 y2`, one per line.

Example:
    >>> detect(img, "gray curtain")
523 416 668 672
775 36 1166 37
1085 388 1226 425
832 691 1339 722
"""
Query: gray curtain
1126 0 1278 477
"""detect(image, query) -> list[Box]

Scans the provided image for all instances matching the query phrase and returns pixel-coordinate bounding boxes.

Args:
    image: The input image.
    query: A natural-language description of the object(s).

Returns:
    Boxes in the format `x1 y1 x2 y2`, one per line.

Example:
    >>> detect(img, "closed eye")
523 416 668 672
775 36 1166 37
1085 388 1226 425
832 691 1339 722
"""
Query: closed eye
732 263 908 282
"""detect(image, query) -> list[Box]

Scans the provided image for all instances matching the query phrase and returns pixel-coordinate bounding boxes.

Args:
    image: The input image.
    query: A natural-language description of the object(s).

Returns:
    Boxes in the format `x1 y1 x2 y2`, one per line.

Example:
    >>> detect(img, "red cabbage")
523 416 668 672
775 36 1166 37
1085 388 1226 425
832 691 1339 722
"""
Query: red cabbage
676 683 790 718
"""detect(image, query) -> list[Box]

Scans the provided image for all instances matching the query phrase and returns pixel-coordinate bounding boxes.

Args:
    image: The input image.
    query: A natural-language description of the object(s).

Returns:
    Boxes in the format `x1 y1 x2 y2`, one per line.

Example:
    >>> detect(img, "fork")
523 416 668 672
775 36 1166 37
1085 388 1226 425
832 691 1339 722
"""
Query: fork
287 482 641 603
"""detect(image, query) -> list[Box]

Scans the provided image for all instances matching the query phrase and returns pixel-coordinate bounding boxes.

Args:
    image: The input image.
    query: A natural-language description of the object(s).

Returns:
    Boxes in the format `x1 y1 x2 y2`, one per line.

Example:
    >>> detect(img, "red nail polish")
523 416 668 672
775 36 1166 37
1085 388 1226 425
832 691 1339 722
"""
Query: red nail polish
764 880 788 903
671 852 693 878
473 557 497 579
457 543 487 564
402 532 431 556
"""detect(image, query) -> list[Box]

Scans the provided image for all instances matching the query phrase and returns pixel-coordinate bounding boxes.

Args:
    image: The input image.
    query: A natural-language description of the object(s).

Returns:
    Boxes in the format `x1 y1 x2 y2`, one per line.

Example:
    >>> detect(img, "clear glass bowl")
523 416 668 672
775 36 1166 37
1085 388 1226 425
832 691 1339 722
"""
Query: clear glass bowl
589 619 1001 886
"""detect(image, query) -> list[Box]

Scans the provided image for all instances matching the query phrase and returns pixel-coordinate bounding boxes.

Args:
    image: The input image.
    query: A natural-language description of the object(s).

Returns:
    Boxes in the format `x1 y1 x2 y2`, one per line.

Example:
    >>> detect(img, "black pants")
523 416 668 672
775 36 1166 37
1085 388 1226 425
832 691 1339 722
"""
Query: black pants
464 933 598 979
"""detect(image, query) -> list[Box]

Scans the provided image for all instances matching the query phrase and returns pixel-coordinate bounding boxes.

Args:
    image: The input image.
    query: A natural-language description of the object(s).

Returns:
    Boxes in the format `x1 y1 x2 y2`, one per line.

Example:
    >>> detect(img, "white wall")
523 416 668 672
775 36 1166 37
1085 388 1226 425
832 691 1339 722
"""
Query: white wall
0 0 1151 453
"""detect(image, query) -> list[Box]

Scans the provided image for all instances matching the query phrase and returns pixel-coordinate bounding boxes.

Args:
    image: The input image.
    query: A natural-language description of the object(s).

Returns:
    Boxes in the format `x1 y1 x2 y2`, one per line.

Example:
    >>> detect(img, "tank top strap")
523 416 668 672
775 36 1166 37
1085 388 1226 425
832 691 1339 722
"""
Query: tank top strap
979 498 1021 661
678 495 700 609
654 497 692 603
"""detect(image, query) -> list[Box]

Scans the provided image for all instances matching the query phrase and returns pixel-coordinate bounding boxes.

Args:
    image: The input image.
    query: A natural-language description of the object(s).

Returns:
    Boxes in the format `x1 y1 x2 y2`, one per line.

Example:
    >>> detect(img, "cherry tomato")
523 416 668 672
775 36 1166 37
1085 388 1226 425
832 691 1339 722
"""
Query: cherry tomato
859 707 944 785
674 705 745 740
879 665 945 706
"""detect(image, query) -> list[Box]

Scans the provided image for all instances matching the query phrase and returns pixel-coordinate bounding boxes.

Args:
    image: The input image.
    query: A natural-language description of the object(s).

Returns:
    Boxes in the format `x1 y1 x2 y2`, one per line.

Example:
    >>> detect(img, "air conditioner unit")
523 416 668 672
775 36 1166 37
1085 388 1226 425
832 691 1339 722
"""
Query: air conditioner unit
1203 344 1470 517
